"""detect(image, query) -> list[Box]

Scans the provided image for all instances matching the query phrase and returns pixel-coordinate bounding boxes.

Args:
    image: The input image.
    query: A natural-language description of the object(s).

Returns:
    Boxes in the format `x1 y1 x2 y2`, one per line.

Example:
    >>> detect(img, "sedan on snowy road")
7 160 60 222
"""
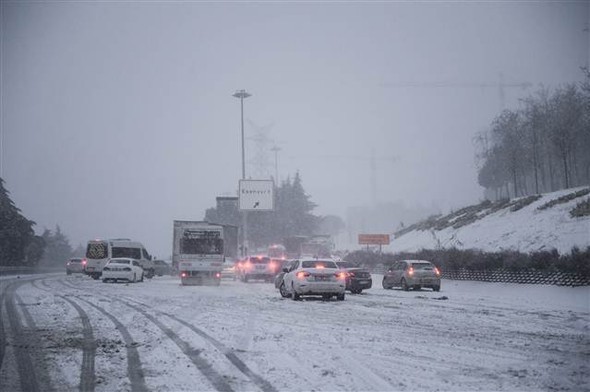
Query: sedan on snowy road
281 258 346 301
102 258 144 283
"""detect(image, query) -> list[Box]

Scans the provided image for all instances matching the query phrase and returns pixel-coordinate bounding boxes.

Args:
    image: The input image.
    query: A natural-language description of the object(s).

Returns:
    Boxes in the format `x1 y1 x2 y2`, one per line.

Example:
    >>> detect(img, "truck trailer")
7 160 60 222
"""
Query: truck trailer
173 220 224 285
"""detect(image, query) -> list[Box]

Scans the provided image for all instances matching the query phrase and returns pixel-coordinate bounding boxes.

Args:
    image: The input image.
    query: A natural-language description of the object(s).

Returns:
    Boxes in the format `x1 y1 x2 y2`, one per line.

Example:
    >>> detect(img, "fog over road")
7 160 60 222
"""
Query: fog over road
1 274 588 391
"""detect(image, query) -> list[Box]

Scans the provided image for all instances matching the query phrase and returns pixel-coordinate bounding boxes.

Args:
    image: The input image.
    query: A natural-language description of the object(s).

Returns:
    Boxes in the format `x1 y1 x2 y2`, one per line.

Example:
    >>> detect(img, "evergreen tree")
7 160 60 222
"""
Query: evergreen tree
40 225 73 267
0 178 43 266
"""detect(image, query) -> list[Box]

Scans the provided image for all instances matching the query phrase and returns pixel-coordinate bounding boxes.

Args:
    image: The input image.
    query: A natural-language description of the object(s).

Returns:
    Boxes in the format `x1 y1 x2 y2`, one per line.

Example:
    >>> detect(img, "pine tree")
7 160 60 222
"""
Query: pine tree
0 178 43 266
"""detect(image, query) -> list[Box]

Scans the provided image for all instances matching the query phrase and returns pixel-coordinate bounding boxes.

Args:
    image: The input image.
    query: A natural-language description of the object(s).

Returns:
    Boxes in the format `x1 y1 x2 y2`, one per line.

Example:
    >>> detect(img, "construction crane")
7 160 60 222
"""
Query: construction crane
381 73 533 110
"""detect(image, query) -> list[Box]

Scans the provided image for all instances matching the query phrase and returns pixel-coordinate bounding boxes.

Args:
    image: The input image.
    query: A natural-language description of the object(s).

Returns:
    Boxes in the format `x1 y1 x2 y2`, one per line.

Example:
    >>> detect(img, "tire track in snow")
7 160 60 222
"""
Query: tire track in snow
2 277 53 392
33 278 97 392
56 278 235 392
58 277 278 392
123 297 278 392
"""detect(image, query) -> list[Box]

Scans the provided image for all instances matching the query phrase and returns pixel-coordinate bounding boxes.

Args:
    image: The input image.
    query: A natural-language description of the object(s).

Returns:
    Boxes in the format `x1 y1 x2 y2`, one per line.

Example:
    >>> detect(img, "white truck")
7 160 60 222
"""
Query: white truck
173 220 224 286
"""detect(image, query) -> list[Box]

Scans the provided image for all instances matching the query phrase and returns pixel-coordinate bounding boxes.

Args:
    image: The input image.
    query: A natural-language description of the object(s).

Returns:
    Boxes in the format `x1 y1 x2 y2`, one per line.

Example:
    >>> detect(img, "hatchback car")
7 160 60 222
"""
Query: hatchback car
66 257 86 275
102 258 144 283
382 260 441 291
281 259 346 300
335 261 373 294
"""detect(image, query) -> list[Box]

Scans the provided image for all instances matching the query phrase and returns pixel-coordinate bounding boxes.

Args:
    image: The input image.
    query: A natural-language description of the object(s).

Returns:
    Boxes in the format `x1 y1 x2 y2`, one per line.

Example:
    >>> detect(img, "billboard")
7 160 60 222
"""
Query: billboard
239 180 274 211
358 234 390 245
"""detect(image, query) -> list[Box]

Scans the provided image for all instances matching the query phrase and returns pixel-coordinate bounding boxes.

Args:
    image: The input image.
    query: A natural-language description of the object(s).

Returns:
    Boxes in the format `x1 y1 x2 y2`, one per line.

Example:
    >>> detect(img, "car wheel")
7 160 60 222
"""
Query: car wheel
401 278 409 291
382 278 391 290
337 292 345 301
291 284 300 301
433 285 440 292
279 282 290 298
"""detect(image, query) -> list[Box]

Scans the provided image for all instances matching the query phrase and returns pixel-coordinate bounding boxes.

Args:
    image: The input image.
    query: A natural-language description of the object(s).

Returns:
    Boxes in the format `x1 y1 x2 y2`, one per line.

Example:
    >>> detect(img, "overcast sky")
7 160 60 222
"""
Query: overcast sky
1 1 588 258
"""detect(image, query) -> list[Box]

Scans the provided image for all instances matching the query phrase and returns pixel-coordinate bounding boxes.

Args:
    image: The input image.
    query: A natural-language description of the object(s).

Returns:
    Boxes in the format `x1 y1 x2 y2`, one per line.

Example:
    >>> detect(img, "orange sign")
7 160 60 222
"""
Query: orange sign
358 234 390 245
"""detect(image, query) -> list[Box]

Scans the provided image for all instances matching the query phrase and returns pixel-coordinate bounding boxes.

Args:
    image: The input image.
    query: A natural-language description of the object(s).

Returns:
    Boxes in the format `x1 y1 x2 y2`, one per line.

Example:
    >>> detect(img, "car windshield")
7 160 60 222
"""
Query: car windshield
302 260 337 269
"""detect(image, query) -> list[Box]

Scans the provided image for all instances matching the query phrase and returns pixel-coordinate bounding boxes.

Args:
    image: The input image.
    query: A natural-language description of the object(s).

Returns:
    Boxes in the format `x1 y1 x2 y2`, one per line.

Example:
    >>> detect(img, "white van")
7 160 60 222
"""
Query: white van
84 238 155 280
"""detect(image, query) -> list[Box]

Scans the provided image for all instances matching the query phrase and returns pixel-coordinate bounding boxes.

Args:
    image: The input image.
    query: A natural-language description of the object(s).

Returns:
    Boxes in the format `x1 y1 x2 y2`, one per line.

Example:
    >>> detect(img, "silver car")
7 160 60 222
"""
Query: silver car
382 260 441 291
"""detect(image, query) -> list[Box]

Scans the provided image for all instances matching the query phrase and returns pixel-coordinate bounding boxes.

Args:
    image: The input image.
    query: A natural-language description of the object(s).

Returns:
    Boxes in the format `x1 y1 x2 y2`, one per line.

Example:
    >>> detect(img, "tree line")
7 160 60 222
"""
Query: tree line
0 178 76 268
476 69 590 200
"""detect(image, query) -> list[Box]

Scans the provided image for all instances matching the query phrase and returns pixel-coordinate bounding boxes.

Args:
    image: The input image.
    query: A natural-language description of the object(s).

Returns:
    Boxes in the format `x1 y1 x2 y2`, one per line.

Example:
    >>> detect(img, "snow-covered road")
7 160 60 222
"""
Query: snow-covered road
1 273 588 391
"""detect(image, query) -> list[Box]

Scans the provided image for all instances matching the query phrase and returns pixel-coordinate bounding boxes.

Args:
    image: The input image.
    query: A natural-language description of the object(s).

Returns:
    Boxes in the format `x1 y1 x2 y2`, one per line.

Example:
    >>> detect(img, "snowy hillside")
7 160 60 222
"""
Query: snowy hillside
380 187 590 255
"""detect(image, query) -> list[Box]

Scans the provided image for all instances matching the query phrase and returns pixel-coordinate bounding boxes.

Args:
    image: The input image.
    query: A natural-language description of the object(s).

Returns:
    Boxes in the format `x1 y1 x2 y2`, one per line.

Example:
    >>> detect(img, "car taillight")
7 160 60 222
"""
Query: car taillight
408 267 414 276
434 267 441 276
269 261 277 271
335 272 347 279
215 272 221 278
181 272 187 278
296 271 310 279
82 259 87 265
347 271 355 278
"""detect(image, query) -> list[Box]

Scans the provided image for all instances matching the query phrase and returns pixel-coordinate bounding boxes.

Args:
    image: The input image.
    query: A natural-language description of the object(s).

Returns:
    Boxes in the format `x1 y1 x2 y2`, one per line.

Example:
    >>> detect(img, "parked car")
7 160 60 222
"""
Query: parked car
335 261 372 294
238 256 275 282
102 258 144 283
281 258 346 301
66 257 86 275
152 259 172 276
382 260 441 291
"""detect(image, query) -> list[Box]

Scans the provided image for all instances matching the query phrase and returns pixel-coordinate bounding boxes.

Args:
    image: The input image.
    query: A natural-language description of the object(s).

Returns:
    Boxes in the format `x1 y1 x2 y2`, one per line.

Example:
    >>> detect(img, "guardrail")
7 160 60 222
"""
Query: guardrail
442 269 590 287
0 266 63 276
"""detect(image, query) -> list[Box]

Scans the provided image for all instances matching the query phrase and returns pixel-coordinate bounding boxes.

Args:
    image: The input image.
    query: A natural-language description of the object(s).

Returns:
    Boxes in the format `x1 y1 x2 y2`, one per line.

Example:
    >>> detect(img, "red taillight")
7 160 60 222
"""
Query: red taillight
335 272 347 280
269 261 277 271
215 272 221 278
296 271 311 279
181 272 187 278
347 271 355 278
408 267 414 276
82 259 87 265
434 267 441 276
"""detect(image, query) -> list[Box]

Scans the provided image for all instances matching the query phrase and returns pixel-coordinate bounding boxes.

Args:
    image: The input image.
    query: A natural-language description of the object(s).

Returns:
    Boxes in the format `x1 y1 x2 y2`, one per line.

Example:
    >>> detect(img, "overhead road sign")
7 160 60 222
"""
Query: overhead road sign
358 234 390 245
239 180 274 211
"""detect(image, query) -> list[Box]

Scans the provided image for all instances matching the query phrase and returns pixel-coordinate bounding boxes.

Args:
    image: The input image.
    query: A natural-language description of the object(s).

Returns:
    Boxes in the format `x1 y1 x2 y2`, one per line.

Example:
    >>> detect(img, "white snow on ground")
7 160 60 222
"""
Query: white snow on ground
379 187 590 255
6 273 589 392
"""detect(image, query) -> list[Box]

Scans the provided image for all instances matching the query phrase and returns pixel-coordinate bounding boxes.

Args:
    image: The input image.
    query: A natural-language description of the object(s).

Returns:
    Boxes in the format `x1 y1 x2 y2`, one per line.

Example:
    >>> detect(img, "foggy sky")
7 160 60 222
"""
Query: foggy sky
2 1 588 258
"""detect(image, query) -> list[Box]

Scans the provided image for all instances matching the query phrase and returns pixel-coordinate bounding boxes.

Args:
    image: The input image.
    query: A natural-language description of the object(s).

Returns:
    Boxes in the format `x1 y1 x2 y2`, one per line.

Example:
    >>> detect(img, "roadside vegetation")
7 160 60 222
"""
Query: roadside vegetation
344 247 590 278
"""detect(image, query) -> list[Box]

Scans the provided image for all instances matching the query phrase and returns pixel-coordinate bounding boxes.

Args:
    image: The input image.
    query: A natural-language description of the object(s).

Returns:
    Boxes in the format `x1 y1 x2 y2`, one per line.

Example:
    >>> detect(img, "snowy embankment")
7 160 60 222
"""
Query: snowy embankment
386 187 590 255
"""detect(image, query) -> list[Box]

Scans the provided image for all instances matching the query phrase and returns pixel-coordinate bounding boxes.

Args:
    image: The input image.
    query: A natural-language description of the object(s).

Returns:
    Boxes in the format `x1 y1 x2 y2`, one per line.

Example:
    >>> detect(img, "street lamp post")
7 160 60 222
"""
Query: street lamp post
233 89 251 256
232 89 251 180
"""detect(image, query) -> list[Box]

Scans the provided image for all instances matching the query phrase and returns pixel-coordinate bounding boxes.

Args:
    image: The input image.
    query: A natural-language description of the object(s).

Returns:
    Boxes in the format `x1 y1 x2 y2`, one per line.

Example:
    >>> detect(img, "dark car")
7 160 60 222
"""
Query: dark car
274 259 297 297
335 261 372 294
152 259 172 276
66 257 86 275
